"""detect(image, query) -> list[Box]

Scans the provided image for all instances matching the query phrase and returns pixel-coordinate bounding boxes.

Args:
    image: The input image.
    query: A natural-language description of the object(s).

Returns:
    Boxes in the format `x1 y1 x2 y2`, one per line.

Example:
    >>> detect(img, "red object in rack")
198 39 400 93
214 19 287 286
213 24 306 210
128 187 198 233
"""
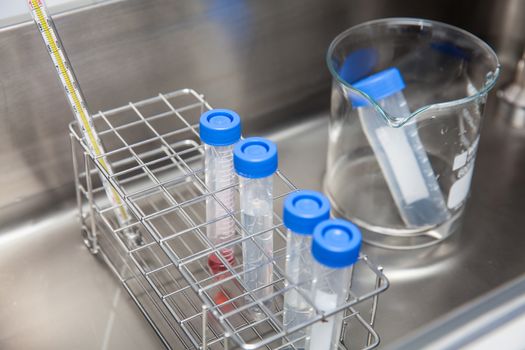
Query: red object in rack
207 248 236 279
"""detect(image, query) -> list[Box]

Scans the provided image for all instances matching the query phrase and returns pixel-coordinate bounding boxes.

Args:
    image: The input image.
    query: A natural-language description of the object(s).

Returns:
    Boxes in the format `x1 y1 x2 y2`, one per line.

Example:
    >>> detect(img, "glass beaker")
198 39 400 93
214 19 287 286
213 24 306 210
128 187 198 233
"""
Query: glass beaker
324 18 500 249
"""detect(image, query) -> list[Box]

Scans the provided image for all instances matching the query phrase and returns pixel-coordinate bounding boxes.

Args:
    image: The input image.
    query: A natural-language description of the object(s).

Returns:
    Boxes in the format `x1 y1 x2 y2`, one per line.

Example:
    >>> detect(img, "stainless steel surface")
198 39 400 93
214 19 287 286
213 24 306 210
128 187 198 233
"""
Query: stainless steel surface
388 275 525 349
0 206 165 350
69 89 386 349
482 0 525 71
2 0 523 222
1 95 524 348
2 0 525 349
498 51 525 129
0 0 354 215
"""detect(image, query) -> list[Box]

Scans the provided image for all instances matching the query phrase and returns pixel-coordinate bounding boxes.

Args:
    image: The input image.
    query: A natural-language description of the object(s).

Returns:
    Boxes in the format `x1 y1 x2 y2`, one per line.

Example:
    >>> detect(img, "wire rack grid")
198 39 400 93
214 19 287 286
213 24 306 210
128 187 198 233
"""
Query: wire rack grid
69 88 389 350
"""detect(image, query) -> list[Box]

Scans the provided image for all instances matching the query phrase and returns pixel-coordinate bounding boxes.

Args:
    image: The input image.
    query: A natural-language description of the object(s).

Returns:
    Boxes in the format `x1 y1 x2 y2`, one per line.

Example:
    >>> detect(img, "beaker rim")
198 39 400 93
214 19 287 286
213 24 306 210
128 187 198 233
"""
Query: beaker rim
326 17 501 125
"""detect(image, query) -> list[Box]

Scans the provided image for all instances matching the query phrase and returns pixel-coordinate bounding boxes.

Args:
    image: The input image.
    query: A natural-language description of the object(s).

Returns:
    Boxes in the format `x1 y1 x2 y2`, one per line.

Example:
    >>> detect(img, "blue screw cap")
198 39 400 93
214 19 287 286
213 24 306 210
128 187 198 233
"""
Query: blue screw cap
351 67 406 107
233 137 278 179
283 190 331 235
312 219 362 268
199 109 241 146
338 48 379 84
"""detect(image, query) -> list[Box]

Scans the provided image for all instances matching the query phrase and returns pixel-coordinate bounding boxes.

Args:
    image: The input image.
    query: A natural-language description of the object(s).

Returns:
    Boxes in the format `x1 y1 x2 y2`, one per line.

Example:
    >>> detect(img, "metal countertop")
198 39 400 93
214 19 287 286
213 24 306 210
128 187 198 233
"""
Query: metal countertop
1 102 524 349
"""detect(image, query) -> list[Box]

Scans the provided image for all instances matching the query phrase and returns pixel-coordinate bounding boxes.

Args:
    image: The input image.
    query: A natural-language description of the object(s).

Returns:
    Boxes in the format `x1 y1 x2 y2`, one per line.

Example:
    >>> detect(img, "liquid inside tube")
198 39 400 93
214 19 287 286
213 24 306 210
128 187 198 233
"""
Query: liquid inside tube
205 145 237 276
283 233 313 348
240 178 274 318
233 137 278 319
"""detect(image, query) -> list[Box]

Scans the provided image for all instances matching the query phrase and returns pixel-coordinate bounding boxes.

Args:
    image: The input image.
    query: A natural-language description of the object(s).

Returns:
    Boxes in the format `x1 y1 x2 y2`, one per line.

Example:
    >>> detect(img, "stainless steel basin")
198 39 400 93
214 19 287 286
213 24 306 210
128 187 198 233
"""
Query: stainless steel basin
0 203 165 349
1 0 525 348
2 98 525 349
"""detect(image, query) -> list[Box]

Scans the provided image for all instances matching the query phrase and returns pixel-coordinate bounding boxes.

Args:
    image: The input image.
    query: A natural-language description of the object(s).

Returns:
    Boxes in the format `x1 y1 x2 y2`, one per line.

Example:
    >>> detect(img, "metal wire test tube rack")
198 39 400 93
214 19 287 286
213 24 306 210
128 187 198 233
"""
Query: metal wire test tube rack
70 89 389 350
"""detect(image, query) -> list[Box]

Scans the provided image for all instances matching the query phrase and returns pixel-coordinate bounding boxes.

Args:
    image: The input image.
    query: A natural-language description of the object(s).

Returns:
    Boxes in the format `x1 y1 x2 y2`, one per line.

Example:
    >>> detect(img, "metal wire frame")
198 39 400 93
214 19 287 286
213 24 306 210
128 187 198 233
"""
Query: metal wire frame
70 89 389 349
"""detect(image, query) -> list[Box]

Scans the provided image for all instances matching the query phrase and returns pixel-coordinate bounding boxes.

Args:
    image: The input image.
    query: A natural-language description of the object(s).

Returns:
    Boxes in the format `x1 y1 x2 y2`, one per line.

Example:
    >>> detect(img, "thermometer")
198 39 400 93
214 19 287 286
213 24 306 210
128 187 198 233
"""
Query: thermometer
28 0 139 245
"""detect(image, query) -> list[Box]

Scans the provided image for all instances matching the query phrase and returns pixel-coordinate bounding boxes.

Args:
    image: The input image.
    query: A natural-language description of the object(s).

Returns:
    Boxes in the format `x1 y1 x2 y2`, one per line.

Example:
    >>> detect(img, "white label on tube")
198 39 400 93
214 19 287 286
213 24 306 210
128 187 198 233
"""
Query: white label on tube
376 127 430 204
453 151 468 171
453 136 480 171
310 290 338 350
447 164 474 209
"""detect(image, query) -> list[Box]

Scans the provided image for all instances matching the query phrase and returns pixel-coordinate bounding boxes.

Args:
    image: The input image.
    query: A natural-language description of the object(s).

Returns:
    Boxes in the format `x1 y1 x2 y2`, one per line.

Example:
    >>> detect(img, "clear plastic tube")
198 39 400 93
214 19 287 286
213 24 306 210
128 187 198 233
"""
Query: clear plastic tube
205 144 236 274
305 219 361 350
283 230 314 347
305 262 352 350
239 175 274 316
358 91 450 227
